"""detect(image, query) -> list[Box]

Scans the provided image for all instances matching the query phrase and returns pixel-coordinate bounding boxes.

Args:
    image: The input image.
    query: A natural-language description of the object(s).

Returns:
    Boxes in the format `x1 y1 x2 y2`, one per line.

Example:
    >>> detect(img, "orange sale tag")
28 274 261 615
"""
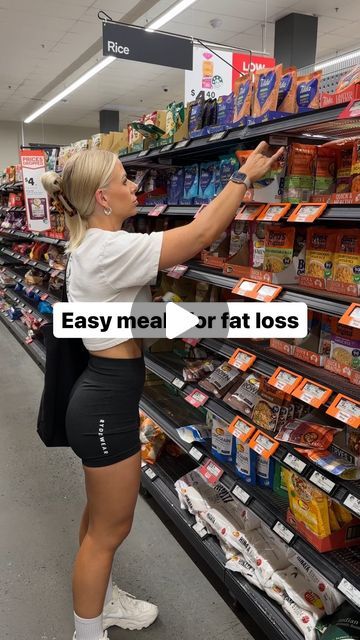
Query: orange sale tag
254 283 283 302
288 202 327 223
249 430 279 459
292 378 333 408
232 278 258 296
257 202 292 222
228 348 256 371
148 204 167 217
326 394 360 429
268 367 303 393
228 416 255 443
235 203 265 221
339 303 360 329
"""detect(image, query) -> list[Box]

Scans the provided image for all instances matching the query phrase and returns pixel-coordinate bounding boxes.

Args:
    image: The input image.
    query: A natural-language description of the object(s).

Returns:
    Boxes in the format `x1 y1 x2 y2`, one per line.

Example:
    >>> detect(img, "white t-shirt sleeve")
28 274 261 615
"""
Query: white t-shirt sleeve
101 230 164 290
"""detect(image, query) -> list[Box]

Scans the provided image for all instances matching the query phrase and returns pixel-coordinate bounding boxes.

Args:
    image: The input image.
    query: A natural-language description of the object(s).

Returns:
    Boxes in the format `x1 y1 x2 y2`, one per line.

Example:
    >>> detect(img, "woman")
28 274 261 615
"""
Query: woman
42 141 283 640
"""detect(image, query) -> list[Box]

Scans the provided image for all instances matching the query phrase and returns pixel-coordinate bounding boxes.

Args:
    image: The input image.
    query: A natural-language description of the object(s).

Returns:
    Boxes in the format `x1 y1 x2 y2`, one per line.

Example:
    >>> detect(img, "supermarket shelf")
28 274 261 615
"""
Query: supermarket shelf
137 205 197 217
0 182 23 192
121 105 345 166
0 247 64 279
1 265 60 306
183 262 350 316
140 385 360 609
0 228 66 247
4 287 50 322
0 309 45 370
144 350 360 525
140 453 303 640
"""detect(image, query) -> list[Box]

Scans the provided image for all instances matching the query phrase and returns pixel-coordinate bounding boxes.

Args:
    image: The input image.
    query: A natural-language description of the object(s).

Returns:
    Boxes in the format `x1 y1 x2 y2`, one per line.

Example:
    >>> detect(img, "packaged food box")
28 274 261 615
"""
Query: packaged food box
333 229 360 285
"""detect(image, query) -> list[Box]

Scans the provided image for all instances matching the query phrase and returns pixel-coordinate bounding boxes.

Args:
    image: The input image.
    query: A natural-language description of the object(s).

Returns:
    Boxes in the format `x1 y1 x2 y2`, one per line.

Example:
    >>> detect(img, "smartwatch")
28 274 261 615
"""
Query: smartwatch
230 171 252 190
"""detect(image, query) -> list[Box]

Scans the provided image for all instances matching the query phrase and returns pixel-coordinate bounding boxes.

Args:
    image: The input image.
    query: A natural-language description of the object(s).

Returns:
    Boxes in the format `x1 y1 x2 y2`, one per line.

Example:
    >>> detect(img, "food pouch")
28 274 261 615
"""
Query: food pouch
287 472 331 538
199 361 241 398
256 455 275 487
252 64 282 117
285 143 316 202
336 64 360 92
224 372 263 416
183 164 199 200
277 67 297 113
211 416 233 462
250 221 266 269
252 380 285 433
233 74 252 122
300 449 360 480
199 161 216 200
264 225 296 273
219 154 239 192
330 319 360 371
233 439 257 483
276 419 340 449
217 93 234 126
188 92 205 133
336 143 354 193
333 229 360 285
305 226 337 280
315 147 336 195
296 71 322 111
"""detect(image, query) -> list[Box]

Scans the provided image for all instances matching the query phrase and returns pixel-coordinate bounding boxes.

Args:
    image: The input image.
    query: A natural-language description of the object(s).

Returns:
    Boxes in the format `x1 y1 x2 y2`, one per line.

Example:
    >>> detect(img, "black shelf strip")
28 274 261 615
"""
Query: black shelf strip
0 229 66 247
1 266 60 306
140 454 303 640
183 262 350 316
144 350 360 526
0 247 64 279
0 310 45 370
0 182 23 192
140 383 360 609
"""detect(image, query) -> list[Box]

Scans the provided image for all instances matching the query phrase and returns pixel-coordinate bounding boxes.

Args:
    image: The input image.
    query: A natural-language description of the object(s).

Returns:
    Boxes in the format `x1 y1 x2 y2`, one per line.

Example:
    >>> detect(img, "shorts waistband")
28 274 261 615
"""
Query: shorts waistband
88 354 145 374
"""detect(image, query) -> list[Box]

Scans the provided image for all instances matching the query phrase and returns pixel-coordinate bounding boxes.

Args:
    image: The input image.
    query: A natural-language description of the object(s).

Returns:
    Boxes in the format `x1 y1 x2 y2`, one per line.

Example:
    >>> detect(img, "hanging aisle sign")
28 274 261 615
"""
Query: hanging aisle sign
102 22 193 70
20 150 51 233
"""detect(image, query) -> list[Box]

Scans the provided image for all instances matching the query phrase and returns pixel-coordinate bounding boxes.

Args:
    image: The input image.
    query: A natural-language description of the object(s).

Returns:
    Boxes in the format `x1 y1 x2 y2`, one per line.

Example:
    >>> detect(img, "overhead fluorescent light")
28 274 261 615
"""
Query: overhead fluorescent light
315 48 360 71
146 0 198 32
24 56 116 124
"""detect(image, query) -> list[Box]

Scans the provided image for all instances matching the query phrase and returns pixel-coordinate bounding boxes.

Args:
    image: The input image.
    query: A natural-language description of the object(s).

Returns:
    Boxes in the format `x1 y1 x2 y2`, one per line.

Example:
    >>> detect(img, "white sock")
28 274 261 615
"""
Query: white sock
74 611 104 640
104 570 113 607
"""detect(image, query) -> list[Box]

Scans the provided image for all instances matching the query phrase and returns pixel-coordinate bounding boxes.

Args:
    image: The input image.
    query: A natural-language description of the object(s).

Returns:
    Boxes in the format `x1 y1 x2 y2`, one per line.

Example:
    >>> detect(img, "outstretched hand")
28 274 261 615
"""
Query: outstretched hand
241 141 285 184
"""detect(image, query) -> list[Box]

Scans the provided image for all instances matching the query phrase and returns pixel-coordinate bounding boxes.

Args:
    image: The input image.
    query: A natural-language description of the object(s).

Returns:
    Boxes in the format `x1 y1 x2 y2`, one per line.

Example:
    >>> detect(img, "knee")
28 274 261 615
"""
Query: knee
89 518 134 551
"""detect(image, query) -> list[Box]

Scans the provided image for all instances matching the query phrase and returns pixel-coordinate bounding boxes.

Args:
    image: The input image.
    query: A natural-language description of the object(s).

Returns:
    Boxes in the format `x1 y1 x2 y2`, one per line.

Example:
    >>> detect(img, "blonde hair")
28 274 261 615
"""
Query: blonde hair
41 149 117 252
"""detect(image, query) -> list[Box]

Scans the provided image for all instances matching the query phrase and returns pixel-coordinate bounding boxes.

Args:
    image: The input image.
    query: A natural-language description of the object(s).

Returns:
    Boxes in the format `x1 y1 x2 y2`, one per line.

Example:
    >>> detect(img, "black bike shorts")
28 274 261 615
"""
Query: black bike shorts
65 355 146 468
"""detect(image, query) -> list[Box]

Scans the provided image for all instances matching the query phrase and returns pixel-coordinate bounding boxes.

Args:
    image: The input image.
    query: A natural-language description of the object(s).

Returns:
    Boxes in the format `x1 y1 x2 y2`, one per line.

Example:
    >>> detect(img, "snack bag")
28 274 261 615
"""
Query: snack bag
300 449 360 480
277 67 297 113
264 225 296 273
198 161 217 200
252 64 283 117
287 472 331 538
330 319 360 371
252 380 285 433
315 147 337 195
305 227 338 280
276 420 340 449
336 143 354 193
183 164 199 200
199 361 241 398
216 93 235 126
233 74 253 122
209 413 233 462
218 155 239 192
224 372 263 416
256 455 275 487
333 229 360 285
336 64 360 93
188 92 205 133
296 71 322 111
351 140 360 193
289 551 345 615
233 439 257 483
285 143 316 202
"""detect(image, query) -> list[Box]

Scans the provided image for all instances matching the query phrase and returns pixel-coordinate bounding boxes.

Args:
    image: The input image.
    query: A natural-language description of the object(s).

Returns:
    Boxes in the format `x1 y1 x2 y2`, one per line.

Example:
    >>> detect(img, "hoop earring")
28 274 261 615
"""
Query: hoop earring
103 207 112 216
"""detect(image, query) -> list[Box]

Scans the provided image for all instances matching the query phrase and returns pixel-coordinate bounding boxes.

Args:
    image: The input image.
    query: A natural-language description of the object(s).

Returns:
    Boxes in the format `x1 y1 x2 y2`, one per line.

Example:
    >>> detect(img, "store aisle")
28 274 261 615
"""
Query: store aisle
0 323 254 640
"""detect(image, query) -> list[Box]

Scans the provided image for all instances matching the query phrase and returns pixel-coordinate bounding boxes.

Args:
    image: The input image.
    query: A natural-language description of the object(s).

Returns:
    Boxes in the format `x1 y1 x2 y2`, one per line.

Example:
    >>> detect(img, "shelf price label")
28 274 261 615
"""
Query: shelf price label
192 521 208 538
160 143 174 153
189 446 204 462
235 204 265 221
309 471 335 494
292 378 333 408
283 452 307 474
326 394 360 429
228 348 256 372
272 521 295 544
175 139 190 149
185 389 209 408
166 264 189 279
231 278 282 302
138 149 150 157
343 493 360 517
145 467 157 481
288 202 327 223
338 579 360 609
339 303 360 329
172 376 185 389
257 203 291 222
249 430 279 460
268 367 303 394
228 416 255 443
208 131 227 142
148 204 167 217
232 484 251 505
199 458 224 484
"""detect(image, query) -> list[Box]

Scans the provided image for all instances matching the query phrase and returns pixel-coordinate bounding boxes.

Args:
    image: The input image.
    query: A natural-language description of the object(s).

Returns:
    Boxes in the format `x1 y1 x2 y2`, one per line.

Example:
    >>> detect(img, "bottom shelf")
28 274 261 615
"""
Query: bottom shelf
141 454 303 640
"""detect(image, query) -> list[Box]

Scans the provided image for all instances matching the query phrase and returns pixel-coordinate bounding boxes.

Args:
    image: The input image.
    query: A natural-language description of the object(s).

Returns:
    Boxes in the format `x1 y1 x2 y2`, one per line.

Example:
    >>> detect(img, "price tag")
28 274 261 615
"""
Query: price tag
209 131 227 142
255 283 283 302
172 377 185 389
138 149 149 157
24 336 33 345
194 204 207 219
185 389 209 408
338 579 360 608
283 453 307 474
148 204 167 217
23 258 30 264
192 521 208 538
269 134 288 146
232 278 258 296
232 484 251 504
175 139 190 149
166 264 188 279
145 467 157 481
292 378 333 408
40 293 49 301
228 348 256 372
199 458 224 484
249 430 279 460
343 493 360 517
339 303 360 329
189 446 204 462
326 394 360 429
268 367 303 394
272 521 295 544
29 260 36 266
141 460 147 468
257 203 291 222
309 471 335 494
160 143 174 153
288 203 327 223
235 204 265 221
16 277 22 283
228 416 255 443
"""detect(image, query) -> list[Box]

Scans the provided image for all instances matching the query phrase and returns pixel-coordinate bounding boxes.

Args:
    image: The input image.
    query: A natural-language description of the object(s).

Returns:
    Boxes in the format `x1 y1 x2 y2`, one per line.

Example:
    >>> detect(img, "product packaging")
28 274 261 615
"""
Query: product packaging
300 449 360 480
233 75 253 122
333 229 360 285
256 455 275 487
209 413 233 462
167 168 185 205
336 64 360 93
250 222 266 269
232 439 257 483
198 161 217 201
285 143 316 202
188 92 206 134
199 361 242 398
252 64 283 117
276 420 340 449
277 67 297 113
264 225 296 273
335 142 354 193
224 372 263 417
314 147 337 195
216 93 235 127
330 319 360 371
218 155 239 193
296 71 322 111
252 381 284 433
183 164 199 201
305 226 338 280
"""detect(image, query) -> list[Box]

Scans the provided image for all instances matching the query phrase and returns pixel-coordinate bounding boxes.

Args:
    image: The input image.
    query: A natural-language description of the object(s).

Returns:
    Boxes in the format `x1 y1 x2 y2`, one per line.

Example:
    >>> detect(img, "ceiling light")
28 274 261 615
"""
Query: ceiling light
315 49 360 71
146 0 198 32
24 56 116 124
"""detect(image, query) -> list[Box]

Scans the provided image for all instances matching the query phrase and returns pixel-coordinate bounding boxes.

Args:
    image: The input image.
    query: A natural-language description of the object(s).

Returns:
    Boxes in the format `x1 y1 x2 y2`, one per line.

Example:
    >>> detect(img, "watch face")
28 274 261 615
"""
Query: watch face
231 171 247 184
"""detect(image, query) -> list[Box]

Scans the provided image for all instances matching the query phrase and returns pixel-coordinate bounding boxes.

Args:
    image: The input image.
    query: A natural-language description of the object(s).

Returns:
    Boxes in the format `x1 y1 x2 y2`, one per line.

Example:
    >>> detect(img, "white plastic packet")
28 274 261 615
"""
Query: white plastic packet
230 528 290 585
272 566 326 621
225 554 263 589
174 469 215 514
264 579 286 605
288 551 345 615
282 595 317 640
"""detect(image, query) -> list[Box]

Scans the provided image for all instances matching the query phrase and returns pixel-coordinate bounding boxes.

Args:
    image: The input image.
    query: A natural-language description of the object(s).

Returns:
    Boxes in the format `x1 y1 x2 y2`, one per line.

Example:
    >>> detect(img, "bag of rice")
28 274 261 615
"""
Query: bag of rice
289 551 345 615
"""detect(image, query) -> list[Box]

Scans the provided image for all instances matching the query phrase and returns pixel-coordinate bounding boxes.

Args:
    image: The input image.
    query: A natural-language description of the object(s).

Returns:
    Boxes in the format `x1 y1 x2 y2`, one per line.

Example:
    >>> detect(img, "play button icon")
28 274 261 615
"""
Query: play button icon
165 302 200 339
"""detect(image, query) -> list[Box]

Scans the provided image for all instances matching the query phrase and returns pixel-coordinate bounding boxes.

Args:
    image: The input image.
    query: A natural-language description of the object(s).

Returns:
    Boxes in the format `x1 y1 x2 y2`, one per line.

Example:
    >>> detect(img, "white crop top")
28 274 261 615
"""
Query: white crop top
66 227 164 351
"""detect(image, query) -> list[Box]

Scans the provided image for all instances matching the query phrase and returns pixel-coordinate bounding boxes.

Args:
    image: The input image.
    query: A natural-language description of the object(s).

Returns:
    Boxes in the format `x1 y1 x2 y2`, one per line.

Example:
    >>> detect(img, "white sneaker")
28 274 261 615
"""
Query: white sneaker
73 631 108 640
103 585 159 631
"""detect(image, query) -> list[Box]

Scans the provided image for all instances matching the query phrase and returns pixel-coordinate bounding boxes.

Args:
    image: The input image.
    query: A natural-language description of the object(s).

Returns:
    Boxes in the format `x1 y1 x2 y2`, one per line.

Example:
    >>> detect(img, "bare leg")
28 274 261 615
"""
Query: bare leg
79 503 90 547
